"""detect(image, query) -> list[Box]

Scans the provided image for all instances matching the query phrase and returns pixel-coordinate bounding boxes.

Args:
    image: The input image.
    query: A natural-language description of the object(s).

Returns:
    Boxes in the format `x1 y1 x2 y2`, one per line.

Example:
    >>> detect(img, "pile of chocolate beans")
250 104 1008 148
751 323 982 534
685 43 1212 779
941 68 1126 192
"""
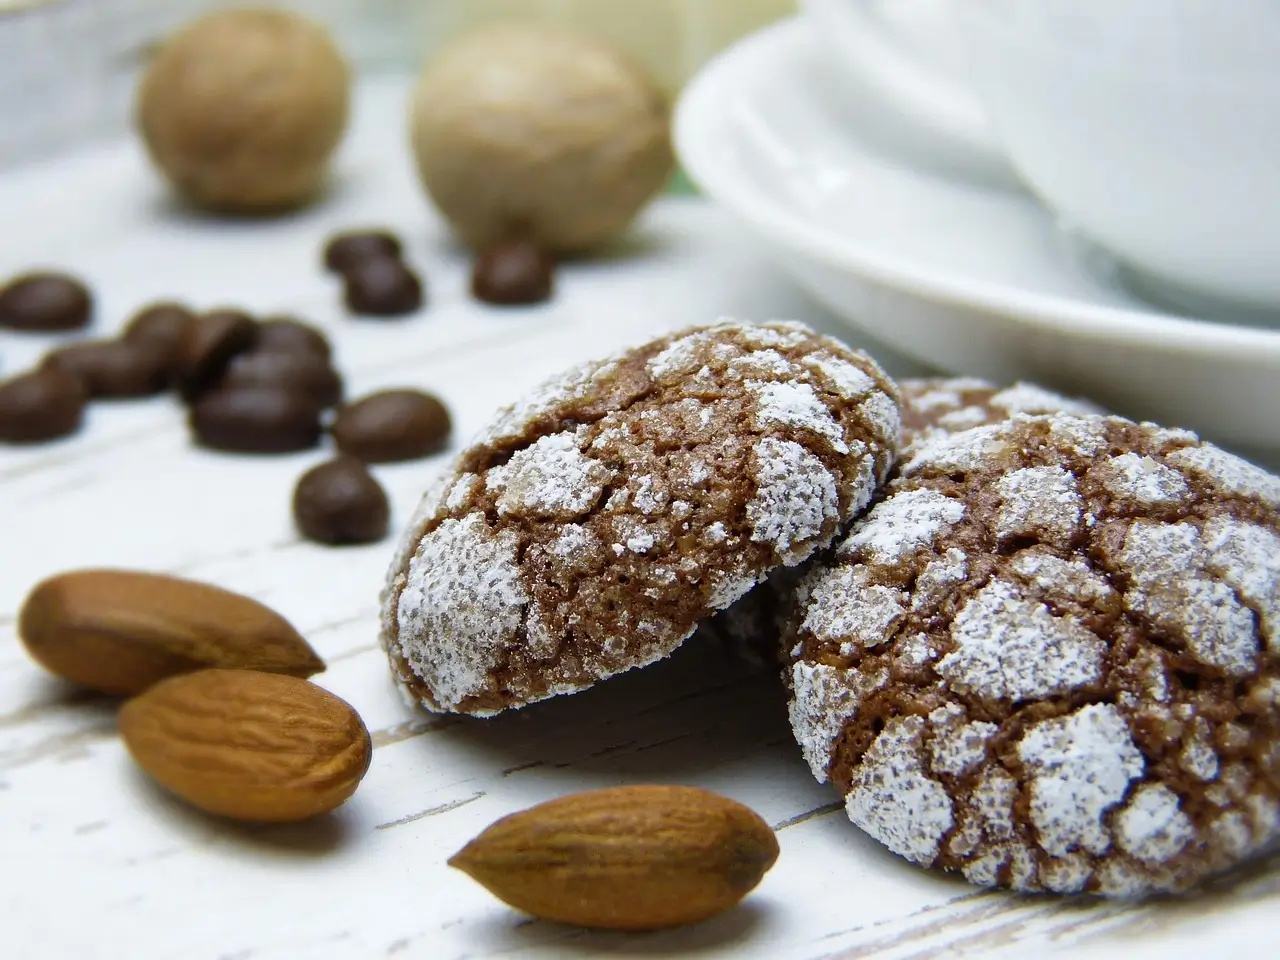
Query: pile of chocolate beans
0 251 454 547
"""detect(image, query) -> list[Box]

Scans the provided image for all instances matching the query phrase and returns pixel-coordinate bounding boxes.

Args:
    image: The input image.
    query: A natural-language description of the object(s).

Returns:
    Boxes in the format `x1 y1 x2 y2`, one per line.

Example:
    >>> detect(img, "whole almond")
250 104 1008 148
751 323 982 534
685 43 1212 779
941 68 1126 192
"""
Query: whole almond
18 569 324 695
119 669 372 822
448 784 779 930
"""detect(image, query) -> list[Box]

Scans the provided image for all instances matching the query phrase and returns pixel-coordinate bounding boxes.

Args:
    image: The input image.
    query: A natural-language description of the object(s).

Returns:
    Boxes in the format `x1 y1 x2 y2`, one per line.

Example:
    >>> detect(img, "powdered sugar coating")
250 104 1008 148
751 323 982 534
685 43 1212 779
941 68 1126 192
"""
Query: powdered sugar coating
1095 453 1190 507
747 438 839 563
993 466 1083 546
901 424 1008 475
381 319 899 715
1020 704 1144 857
899 377 1105 455
914 549 969 614
1112 521 1258 676
790 661 885 781
845 716 954 864
1116 784 1196 864
928 712 997 777
1167 444 1280 509
486 431 612 519
938 580 1105 701
780 413 1280 896
396 513 528 714
1203 517 1280 654
799 565 904 653
840 488 965 565
748 380 849 454
804 353 877 400
990 383 1103 419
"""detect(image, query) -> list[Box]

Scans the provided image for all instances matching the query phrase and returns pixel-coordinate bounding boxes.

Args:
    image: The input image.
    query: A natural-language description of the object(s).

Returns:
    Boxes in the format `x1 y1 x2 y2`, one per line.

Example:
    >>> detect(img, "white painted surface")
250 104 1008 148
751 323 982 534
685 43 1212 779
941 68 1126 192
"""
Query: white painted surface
1 77 1277 960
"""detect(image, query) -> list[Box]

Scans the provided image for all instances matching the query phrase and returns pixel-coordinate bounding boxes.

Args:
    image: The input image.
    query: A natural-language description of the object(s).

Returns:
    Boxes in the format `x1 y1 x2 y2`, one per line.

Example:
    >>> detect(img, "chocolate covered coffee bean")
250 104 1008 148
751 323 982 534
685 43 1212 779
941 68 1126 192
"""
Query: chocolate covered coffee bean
255 317 332 360
342 259 423 317
0 272 92 332
43 340 169 398
123 302 196 378
471 239 555 306
323 230 403 274
219 350 343 409
0 367 87 443
178 309 258 401
331 389 450 463
190 387 322 454
293 456 390 544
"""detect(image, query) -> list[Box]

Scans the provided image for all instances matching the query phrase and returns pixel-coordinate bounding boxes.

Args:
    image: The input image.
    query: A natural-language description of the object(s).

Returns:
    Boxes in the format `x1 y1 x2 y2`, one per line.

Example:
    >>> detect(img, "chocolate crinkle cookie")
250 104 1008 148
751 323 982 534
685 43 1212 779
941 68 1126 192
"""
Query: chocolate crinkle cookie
381 320 900 715
899 377 1105 453
783 412 1280 897
704 376 1106 666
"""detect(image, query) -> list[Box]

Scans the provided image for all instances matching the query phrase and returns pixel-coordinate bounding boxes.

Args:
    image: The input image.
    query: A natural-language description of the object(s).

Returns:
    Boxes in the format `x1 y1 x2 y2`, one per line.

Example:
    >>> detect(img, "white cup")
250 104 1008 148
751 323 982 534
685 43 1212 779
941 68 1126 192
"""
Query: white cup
804 0 1280 313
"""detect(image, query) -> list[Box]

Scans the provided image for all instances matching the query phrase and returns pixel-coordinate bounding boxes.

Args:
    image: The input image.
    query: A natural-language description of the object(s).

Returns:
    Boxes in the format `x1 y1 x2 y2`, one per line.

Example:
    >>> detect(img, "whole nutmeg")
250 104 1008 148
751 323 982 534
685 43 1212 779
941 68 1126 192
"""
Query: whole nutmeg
409 24 674 255
136 9 350 213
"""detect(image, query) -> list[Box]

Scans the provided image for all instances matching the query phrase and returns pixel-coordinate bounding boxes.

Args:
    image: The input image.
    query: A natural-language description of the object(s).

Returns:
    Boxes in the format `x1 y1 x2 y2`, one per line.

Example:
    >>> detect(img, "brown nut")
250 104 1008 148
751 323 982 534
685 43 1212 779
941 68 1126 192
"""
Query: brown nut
18 569 324 695
136 9 350 213
449 785 779 930
409 24 673 254
119 669 371 822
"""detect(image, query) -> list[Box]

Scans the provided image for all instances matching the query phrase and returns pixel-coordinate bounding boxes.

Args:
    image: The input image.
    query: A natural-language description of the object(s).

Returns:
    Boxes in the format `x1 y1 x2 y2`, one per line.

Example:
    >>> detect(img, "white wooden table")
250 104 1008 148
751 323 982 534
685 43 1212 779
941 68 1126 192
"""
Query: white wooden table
2 77 1277 960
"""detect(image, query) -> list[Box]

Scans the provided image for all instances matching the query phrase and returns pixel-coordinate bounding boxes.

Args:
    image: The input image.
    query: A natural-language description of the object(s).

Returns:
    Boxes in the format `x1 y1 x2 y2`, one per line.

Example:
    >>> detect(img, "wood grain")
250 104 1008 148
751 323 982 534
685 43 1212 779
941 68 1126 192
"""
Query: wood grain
1 76 1273 960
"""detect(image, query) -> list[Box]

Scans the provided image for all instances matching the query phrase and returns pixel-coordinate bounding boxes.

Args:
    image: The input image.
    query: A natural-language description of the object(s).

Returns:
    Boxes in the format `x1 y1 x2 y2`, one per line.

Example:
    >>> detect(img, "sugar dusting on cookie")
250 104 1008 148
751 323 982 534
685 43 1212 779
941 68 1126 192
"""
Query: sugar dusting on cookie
846 715 955 864
938 579 1105 701
781 412 1280 896
396 513 527 713
747 437 839 562
381 318 900 715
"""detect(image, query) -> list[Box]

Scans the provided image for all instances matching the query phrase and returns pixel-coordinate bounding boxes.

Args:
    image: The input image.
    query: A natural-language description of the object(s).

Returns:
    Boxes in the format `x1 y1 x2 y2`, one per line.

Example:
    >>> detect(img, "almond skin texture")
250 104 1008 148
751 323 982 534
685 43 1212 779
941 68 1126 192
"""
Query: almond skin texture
448 784 779 930
18 569 324 695
119 669 371 822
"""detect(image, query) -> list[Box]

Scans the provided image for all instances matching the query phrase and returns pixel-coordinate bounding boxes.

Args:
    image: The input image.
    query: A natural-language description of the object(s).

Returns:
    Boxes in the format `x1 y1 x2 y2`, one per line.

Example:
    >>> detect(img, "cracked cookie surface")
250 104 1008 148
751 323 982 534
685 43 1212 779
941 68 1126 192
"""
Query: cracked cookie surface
783 413 1280 896
380 320 900 715
899 377 1105 454
707 377 1106 666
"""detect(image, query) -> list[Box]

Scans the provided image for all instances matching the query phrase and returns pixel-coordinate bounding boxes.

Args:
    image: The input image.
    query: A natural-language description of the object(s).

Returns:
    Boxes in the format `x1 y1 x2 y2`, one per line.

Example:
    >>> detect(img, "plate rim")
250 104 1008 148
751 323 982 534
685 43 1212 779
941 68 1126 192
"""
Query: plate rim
673 17 1280 364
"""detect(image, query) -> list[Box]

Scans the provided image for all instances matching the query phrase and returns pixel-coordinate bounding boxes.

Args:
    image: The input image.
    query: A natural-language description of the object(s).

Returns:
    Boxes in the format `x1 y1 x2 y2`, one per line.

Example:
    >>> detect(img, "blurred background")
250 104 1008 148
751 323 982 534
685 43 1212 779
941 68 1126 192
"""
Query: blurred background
0 0 795 170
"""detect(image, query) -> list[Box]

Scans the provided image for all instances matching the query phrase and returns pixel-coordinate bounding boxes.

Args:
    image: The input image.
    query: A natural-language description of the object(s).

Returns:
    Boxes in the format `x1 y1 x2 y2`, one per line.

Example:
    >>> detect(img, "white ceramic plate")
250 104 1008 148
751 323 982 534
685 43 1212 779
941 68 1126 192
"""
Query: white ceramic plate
674 17 1280 451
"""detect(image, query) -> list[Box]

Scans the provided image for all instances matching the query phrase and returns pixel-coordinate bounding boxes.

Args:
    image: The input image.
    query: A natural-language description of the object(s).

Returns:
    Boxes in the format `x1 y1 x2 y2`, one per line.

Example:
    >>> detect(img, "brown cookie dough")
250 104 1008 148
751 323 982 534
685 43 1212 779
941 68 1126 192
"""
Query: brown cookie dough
900 377 1105 453
783 413 1280 897
380 320 900 716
